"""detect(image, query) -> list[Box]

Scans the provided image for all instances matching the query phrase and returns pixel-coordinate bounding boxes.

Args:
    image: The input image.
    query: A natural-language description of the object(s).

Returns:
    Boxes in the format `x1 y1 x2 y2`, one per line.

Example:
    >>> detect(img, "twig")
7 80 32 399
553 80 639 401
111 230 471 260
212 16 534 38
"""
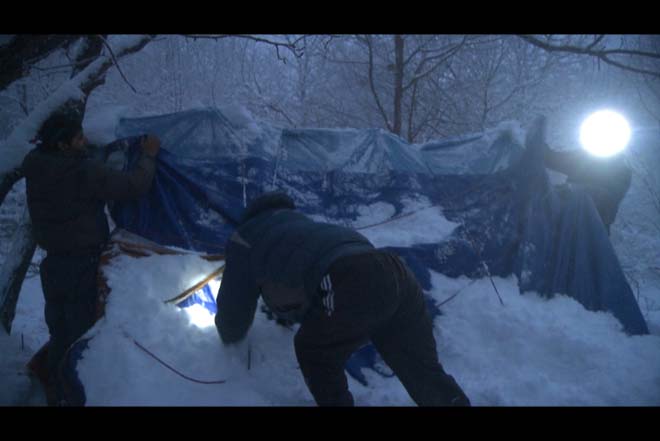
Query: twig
517 35 660 79
182 34 305 62
97 35 138 93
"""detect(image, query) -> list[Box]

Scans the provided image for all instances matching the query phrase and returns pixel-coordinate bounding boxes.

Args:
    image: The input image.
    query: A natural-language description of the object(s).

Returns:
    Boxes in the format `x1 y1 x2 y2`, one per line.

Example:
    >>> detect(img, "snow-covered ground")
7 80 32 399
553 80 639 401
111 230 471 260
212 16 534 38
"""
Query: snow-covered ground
0 276 49 406
2 204 659 406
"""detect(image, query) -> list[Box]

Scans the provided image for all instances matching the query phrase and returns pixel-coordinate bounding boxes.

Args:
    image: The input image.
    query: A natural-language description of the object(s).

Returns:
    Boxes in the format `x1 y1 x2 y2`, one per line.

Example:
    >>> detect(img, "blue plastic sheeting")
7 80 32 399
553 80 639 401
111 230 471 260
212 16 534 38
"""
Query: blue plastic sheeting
83 107 647 393
177 284 218 314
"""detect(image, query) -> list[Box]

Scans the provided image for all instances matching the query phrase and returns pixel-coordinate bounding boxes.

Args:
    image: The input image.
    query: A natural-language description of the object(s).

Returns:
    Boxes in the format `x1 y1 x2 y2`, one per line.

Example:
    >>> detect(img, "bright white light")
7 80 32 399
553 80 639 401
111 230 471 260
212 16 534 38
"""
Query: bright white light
183 277 222 328
184 304 216 328
579 110 631 157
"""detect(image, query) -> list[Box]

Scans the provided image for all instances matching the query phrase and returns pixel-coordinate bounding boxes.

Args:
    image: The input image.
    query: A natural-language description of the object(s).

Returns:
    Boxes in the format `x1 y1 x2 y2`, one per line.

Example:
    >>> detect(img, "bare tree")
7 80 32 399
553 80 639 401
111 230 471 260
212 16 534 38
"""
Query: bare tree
335 35 474 142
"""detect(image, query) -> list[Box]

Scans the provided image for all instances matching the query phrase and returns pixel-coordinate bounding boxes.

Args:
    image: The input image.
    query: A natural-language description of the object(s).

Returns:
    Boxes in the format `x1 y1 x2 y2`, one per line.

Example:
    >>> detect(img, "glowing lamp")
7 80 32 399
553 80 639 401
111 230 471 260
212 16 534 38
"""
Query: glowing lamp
579 110 631 157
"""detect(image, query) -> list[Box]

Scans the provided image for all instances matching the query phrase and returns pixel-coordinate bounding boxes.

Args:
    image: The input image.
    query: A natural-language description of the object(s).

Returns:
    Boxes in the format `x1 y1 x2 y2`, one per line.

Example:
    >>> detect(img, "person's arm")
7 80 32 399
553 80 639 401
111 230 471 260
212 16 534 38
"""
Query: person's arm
215 232 260 344
543 146 584 177
83 134 160 201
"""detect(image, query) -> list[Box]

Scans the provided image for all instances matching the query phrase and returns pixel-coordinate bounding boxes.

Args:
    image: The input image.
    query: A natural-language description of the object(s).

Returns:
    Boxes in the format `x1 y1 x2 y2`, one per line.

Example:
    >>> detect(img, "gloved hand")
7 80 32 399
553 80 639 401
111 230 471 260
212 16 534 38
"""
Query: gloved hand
141 134 161 157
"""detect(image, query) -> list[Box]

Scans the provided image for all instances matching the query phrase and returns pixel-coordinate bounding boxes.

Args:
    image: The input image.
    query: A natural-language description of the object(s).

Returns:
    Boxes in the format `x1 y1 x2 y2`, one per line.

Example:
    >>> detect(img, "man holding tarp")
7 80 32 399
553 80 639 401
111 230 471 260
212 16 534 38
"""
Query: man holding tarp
22 108 161 405
542 111 633 235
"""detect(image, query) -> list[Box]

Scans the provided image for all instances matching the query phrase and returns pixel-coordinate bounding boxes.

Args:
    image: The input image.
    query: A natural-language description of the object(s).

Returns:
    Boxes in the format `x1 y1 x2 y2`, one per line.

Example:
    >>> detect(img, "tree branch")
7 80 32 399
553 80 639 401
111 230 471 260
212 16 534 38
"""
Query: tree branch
79 35 154 96
0 35 80 92
71 35 106 77
97 35 138 93
586 35 606 50
517 35 660 79
182 34 305 61
403 41 466 92
28 56 99 73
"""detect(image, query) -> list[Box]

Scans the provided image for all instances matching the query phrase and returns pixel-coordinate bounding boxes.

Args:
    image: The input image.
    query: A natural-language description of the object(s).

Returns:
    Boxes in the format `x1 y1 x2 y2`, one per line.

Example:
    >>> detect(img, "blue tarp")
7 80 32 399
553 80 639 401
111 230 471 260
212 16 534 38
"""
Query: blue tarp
82 107 647 393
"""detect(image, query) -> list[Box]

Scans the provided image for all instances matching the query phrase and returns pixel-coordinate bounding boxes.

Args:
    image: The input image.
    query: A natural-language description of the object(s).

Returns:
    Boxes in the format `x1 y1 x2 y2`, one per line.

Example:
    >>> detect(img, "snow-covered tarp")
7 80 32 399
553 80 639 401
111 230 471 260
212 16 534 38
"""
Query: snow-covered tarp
109 107 648 337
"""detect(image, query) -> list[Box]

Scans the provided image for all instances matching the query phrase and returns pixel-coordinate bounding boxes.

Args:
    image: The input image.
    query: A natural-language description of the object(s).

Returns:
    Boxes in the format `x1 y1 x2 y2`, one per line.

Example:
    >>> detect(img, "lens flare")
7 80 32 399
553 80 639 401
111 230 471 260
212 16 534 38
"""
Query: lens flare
579 110 631 157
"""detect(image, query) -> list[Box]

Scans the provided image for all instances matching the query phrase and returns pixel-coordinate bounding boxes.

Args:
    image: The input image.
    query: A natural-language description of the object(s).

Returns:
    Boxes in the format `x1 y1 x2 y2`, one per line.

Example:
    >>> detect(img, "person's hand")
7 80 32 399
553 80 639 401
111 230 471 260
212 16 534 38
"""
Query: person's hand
141 134 161 157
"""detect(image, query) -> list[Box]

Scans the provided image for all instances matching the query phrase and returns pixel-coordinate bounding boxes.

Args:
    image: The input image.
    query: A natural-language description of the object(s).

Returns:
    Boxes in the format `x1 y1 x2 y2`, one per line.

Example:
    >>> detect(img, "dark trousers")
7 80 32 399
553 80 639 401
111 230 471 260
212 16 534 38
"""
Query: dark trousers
294 250 470 406
39 252 100 404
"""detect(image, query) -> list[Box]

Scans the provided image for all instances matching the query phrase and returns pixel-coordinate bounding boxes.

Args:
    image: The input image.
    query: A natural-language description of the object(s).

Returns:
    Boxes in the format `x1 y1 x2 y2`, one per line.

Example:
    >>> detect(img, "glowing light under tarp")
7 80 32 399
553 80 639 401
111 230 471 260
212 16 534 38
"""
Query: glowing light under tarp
579 110 631 157
184 303 216 328
182 278 222 328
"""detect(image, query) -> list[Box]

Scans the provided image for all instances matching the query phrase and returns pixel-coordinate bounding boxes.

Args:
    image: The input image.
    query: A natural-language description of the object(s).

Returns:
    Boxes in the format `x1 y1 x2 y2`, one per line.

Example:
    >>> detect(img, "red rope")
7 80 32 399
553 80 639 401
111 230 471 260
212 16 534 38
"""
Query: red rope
436 278 479 307
124 332 227 385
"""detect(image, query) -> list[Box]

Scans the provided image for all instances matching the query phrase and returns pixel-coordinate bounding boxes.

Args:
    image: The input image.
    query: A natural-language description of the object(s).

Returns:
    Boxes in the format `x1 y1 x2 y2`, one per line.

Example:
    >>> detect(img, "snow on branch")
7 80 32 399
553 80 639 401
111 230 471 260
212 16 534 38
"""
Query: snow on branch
0 35 153 177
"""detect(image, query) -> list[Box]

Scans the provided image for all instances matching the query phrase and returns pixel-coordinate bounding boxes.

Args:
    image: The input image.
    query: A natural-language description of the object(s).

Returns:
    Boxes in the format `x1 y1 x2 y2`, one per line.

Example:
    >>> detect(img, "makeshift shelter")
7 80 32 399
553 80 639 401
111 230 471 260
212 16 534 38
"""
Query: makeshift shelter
34 107 647 405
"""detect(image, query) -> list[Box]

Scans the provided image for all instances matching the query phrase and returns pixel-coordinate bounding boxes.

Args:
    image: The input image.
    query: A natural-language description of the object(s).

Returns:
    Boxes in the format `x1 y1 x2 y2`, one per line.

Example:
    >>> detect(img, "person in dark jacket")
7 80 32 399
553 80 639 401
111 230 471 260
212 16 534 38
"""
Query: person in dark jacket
543 144 632 235
215 192 471 406
22 108 161 405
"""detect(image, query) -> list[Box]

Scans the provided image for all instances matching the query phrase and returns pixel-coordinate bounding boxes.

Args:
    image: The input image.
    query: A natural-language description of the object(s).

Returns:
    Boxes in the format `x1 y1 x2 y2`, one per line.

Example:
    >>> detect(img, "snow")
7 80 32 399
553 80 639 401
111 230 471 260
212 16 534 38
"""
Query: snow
354 197 459 248
432 273 660 405
3 202 659 406
0 276 48 406
84 105 136 146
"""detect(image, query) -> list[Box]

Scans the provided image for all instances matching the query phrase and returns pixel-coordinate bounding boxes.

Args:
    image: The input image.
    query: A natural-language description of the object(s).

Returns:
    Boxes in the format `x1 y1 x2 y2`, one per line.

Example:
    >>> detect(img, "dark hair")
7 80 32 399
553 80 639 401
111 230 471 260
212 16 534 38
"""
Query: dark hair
36 109 83 148
241 192 296 223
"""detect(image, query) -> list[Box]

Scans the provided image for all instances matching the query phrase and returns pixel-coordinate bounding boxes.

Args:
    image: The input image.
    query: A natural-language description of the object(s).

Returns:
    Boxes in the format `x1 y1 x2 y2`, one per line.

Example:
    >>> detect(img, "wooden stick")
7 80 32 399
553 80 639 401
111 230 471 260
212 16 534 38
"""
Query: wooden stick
164 265 225 305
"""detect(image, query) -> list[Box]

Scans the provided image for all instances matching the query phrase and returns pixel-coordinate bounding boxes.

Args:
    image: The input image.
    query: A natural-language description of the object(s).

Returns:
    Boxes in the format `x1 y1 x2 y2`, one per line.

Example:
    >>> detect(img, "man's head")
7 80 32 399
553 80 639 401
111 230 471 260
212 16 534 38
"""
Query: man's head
36 109 87 152
241 192 296 224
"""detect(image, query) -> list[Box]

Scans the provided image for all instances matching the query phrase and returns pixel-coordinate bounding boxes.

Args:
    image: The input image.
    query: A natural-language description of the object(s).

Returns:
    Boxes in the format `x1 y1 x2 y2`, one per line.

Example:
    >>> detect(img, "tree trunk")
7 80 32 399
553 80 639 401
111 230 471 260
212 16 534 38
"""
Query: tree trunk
392 35 404 137
0 207 37 334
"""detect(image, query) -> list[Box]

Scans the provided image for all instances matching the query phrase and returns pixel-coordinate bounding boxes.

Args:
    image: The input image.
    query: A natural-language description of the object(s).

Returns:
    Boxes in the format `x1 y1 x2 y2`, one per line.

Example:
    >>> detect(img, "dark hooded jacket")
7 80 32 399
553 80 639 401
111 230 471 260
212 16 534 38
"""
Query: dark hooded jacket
22 145 156 255
544 147 632 231
215 192 374 344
